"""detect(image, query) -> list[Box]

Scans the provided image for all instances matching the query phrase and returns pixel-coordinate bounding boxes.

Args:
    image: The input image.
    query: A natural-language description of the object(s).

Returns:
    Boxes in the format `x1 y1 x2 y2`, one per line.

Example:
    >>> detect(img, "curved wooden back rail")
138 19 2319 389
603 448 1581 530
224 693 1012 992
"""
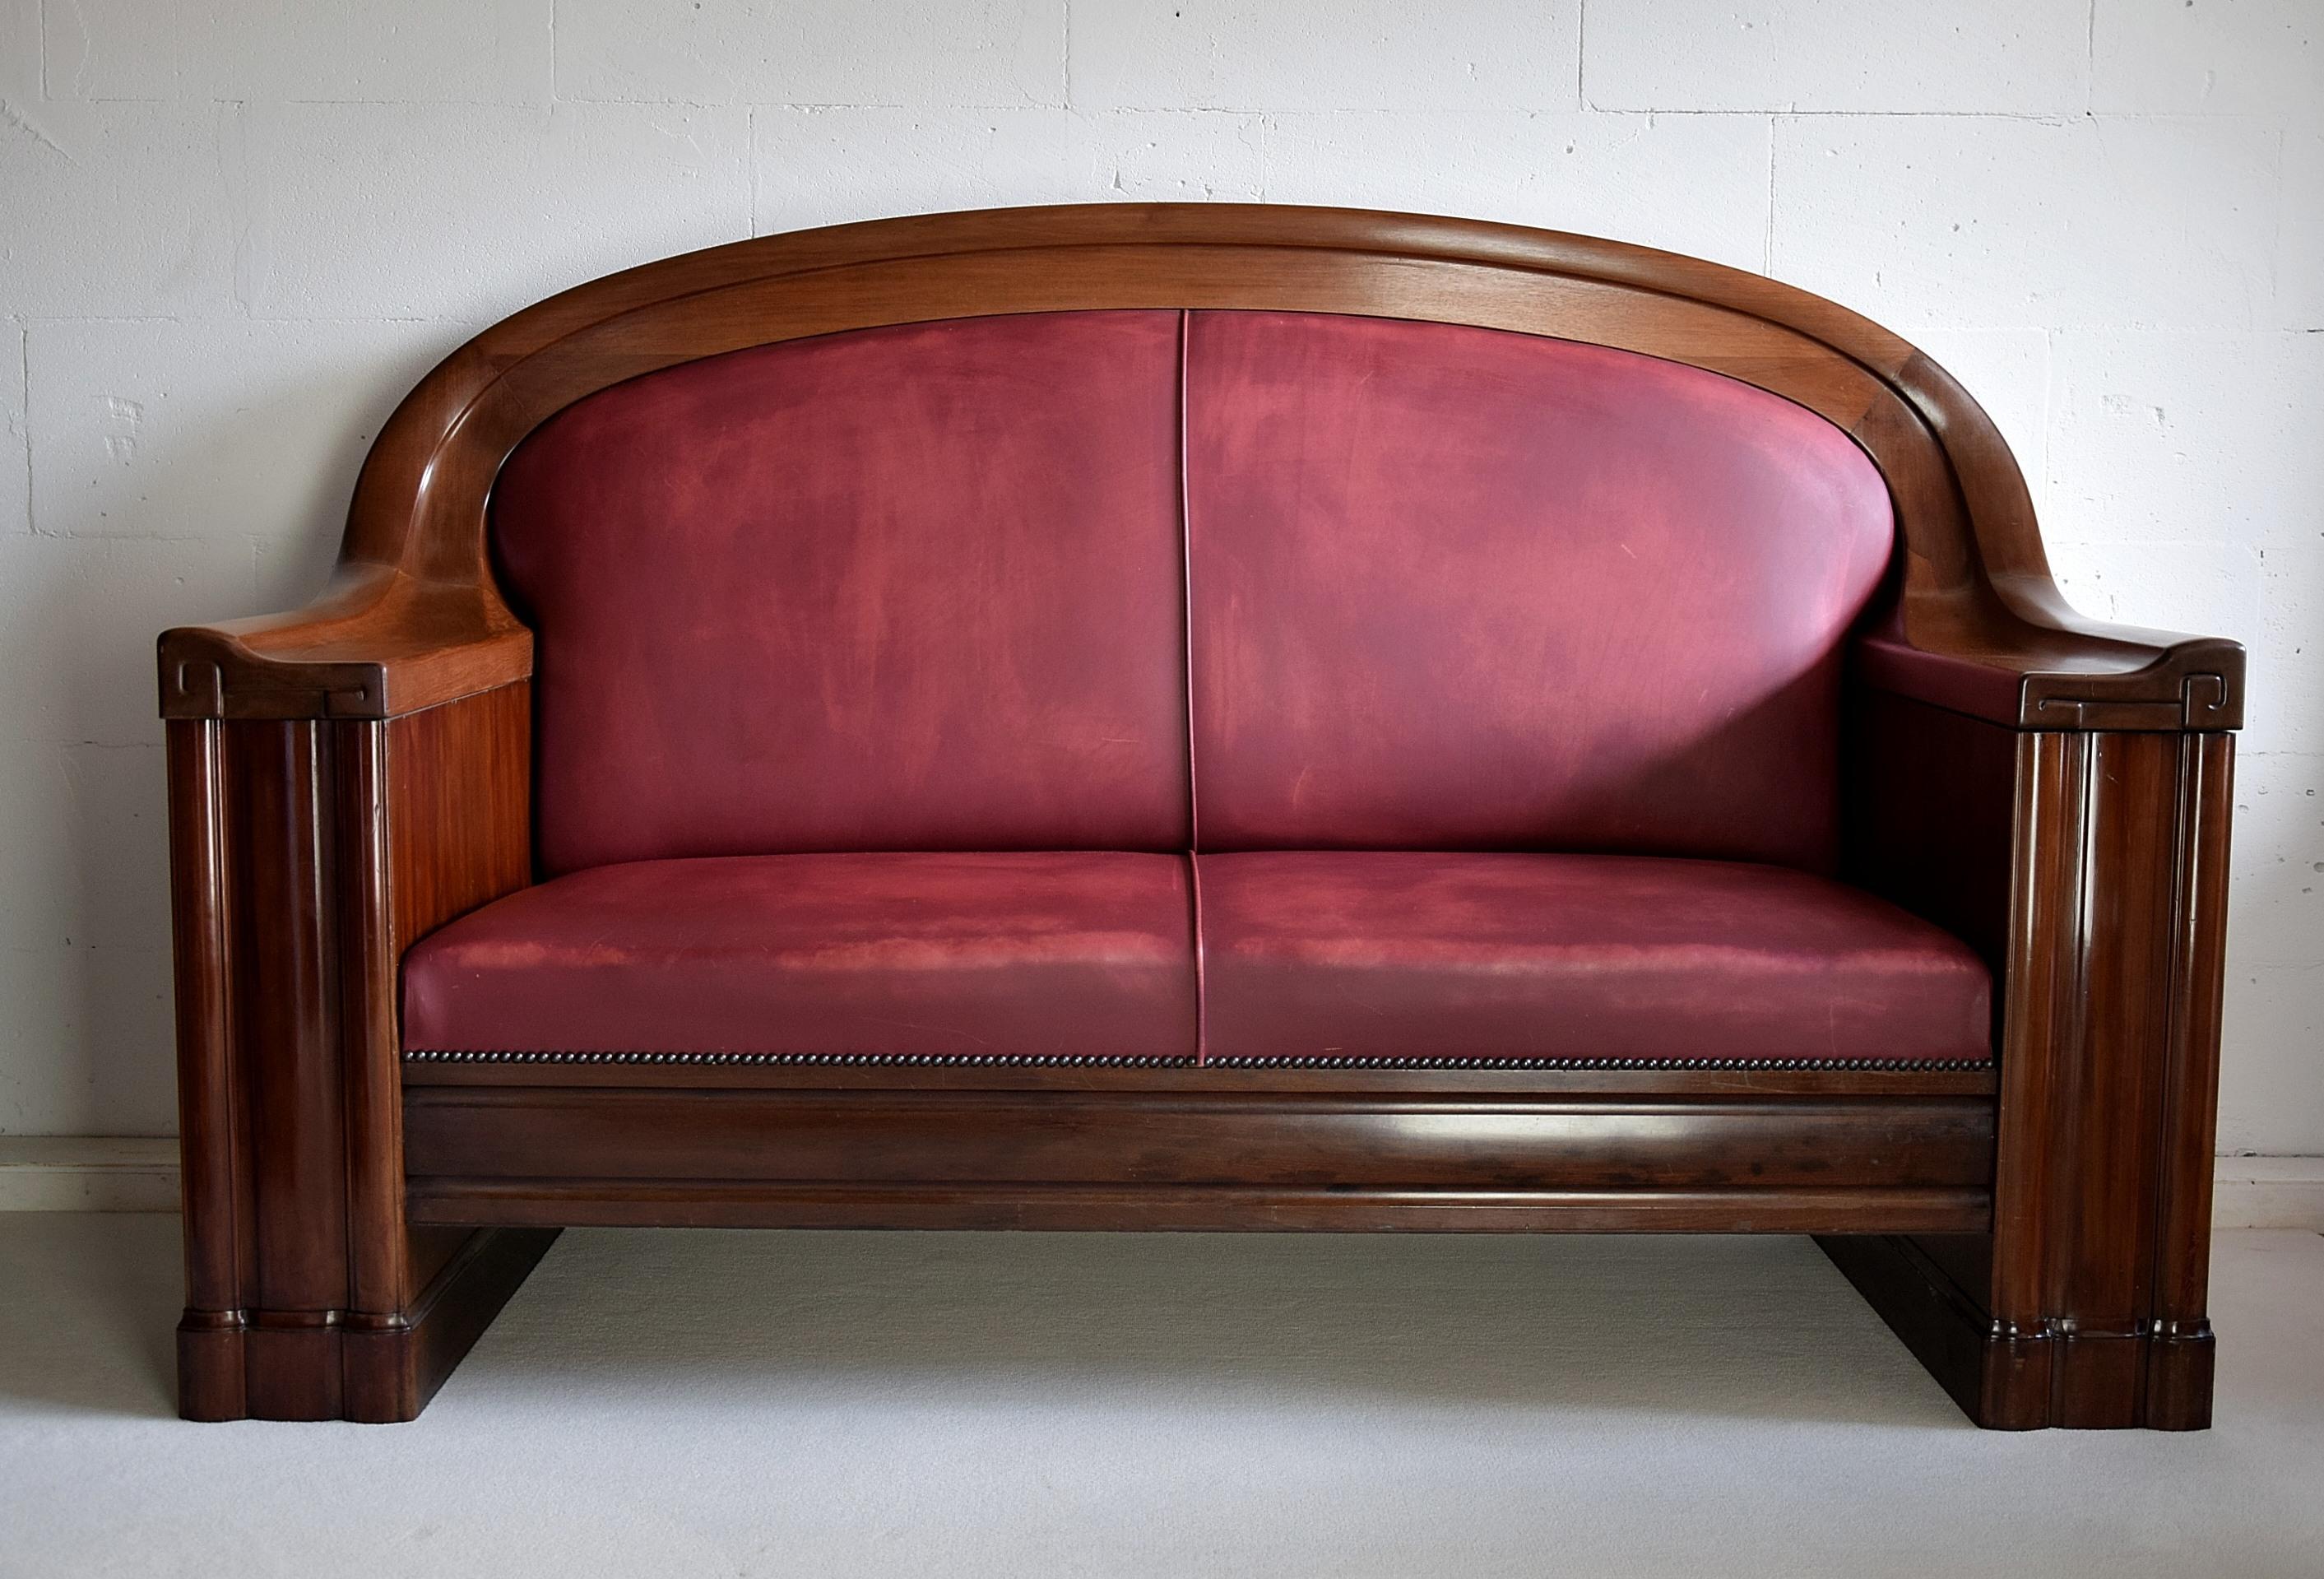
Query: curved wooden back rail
157 205 2238 1427
160 204 2237 729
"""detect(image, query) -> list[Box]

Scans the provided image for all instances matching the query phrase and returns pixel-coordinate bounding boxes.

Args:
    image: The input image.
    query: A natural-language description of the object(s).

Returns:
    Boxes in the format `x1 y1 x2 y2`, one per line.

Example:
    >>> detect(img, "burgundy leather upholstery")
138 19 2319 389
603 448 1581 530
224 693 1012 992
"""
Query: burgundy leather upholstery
445 308 1983 1069
1196 852 1991 1063
1183 311 1894 871
402 852 1198 1060
492 310 1190 875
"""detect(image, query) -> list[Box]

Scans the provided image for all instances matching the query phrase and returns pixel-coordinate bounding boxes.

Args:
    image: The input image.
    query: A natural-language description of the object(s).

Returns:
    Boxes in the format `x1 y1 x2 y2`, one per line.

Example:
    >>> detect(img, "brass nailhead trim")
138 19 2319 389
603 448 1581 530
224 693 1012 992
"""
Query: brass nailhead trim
405 1049 1991 1072
1211 1056 1992 1071
403 1050 1194 1068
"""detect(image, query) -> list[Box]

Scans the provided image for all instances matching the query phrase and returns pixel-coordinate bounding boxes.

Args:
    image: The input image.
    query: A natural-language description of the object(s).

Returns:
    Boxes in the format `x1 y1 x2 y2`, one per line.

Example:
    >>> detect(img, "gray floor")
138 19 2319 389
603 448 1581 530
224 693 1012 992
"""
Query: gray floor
2 1219 2320 1577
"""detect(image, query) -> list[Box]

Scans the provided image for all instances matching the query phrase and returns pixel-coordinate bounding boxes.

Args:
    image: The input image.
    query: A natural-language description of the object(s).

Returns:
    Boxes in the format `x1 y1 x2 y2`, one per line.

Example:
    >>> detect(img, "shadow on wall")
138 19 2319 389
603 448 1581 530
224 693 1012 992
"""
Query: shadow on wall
0 1215 1969 1428
4 326 467 1135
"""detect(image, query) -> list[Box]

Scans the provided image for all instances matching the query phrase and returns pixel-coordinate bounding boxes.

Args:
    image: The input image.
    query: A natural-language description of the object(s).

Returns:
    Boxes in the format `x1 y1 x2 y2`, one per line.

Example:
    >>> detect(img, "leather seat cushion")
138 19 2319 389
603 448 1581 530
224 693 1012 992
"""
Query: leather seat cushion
402 852 1198 1061
1196 852 1991 1064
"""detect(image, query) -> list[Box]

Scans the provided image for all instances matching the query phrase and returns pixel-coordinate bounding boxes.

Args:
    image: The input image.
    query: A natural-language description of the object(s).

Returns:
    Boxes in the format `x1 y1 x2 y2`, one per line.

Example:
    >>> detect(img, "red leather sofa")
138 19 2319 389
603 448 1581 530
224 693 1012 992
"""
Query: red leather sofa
156 205 2242 1428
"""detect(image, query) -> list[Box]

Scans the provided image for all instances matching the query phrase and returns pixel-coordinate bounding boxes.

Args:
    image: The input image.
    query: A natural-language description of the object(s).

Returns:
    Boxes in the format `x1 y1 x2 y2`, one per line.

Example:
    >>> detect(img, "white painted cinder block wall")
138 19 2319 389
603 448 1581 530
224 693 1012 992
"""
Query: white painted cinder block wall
1 1 2317 1152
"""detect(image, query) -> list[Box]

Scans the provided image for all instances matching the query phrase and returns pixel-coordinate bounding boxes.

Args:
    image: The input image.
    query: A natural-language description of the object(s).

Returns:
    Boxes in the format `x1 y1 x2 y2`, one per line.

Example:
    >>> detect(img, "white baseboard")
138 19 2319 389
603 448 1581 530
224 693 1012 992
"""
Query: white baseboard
2 1138 2321 1227
0 1139 180 1212
2213 1157 2324 1230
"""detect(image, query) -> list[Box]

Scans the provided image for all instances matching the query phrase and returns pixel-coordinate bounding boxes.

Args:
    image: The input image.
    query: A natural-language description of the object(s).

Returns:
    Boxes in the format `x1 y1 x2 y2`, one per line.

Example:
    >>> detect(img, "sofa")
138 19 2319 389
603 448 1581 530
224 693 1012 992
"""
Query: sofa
156 204 2242 1428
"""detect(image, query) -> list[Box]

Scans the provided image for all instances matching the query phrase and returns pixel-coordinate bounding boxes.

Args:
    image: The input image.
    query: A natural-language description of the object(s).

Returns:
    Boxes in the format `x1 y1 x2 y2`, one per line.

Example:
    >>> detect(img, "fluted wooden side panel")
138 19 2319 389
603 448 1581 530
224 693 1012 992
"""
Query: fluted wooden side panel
165 685 554 1422
1826 721 2234 1429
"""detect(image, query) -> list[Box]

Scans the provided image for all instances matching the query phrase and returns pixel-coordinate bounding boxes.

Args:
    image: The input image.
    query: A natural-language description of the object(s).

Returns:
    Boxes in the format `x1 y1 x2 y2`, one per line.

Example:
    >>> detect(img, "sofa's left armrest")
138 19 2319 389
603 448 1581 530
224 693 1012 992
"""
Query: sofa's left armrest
160 562 532 722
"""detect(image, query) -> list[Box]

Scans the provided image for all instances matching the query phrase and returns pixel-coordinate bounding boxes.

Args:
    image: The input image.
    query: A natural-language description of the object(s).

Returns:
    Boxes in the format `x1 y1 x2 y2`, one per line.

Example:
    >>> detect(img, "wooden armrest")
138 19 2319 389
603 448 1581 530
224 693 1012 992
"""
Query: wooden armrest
158 563 533 722
1853 575 2243 731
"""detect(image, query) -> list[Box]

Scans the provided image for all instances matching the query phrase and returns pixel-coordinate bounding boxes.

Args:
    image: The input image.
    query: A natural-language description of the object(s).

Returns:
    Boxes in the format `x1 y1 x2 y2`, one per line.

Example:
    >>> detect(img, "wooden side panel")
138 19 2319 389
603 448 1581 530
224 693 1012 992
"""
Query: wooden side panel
1993 730 2233 1428
382 684 533 1313
1836 688 2016 1327
387 682 531 949
165 686 550 1422
1831 725 2234 1429
1842 687 2019 974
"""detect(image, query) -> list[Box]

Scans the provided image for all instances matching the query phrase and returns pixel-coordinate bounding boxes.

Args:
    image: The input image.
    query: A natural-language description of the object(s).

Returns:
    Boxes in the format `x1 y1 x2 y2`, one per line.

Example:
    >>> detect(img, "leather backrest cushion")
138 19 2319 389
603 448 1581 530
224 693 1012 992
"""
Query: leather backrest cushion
1184 311 1894 870
493 310 1191 872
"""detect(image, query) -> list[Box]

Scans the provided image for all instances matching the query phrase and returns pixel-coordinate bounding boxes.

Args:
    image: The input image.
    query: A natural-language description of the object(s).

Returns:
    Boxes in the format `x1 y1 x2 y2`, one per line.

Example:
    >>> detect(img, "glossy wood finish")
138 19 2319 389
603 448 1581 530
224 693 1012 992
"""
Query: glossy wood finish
165 685 541 1420
1831 713 2235 1428
404 1084 1994 1234
385 682 531 945
401 1061 1997 1234
156 205 2242 1426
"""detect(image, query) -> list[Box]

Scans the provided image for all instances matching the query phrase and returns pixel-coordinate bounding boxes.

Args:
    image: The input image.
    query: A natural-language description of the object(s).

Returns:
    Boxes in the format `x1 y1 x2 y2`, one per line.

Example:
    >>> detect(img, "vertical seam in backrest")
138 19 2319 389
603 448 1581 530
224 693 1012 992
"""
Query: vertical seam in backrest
1178 308 1209 1065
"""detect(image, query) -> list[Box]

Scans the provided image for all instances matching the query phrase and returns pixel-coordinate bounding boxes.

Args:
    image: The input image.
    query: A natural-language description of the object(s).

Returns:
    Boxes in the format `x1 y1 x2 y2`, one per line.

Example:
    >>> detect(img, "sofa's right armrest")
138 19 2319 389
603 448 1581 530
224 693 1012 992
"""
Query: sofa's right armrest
159 562 533 722
1851 574 2242 733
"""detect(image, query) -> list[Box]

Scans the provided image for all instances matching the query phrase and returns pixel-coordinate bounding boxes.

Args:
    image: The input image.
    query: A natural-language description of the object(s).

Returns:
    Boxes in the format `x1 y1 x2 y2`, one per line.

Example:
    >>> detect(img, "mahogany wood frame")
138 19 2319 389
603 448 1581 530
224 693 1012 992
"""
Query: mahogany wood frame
156 204 2241 1427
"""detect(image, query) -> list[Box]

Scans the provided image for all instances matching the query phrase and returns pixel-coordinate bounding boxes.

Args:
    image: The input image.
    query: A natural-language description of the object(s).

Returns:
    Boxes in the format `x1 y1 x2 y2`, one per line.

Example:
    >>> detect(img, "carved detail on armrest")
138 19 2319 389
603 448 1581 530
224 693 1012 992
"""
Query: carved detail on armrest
159 564 532 722
2026 670 2236 731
